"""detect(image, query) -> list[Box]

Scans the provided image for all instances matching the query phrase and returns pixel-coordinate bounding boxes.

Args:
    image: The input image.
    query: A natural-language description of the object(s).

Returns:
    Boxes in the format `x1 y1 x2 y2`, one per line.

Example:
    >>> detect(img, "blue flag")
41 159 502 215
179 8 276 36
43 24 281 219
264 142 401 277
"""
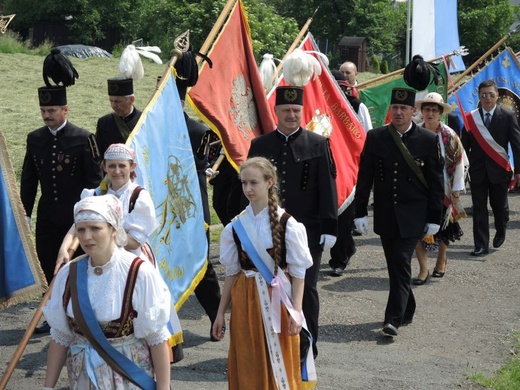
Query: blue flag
126 68 208 311
449 48 520 127
449 48 520 169
0 130 46 309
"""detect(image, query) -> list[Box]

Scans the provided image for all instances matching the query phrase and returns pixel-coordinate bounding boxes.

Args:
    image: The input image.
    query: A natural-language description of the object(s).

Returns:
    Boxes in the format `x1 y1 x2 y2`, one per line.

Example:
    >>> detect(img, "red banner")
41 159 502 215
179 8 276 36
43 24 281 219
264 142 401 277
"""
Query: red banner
188 0 275 169
267 34 366 210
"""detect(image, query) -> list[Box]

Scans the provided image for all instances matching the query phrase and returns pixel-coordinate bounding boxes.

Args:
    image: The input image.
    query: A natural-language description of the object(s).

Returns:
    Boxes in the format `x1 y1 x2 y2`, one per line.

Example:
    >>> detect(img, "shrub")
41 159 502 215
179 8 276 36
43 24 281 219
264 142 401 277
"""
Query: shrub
371 54 380 74
0 31 53 55
380 59 389 74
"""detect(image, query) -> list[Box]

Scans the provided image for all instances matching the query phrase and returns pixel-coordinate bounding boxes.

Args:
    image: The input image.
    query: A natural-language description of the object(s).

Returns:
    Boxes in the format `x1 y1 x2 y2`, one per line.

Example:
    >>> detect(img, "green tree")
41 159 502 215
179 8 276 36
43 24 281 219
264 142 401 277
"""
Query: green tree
458 0 520 64
133 0 298 62
4 0 144 45
264 0 407 66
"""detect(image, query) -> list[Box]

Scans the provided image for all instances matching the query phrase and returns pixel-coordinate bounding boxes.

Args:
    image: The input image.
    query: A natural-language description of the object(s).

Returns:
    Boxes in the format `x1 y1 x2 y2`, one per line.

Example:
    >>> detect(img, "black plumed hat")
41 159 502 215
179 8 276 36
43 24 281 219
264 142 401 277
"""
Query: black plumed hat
403 55 441 91
38 86 67 106
107 77 134 96
173 45 212 101
42 48 79 87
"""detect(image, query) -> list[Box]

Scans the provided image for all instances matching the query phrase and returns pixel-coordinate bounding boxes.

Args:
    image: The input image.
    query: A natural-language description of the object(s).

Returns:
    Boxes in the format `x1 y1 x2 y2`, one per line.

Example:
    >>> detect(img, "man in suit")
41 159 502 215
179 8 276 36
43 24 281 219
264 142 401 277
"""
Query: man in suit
95 78 142 156
21 86 102 333
462 79 520 256
248 85 338 357
354 87 444 337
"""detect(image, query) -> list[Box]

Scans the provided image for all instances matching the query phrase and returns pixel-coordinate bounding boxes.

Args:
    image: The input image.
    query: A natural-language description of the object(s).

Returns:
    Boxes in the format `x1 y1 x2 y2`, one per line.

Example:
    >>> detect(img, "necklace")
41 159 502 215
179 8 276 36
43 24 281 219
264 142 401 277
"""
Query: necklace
94 267 103 276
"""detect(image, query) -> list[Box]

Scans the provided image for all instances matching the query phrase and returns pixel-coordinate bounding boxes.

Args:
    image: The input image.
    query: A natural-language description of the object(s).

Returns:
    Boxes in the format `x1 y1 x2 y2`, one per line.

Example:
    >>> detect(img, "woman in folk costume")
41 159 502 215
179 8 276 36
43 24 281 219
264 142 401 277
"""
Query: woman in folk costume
412 93 468 285
56 143 184 358
42 195 171 389
56 144 157 268
212 157 316 389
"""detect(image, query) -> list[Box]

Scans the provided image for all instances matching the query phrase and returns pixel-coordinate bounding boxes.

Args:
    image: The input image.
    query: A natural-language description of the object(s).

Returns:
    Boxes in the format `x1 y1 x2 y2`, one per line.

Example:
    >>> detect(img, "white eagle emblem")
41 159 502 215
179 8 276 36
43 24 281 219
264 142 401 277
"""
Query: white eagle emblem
230 74 258 139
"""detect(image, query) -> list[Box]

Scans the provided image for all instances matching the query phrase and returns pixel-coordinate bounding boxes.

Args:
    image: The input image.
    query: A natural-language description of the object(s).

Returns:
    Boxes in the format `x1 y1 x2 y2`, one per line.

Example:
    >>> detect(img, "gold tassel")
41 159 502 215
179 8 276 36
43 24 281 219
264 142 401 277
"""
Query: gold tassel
422 235 435 244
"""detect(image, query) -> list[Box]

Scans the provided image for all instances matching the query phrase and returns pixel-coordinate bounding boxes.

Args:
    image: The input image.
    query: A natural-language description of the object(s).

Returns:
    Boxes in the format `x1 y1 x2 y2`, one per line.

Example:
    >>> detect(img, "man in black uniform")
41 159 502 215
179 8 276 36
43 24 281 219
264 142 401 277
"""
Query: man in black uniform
95 78 142 156
248 86 338 357
21 86 102 332
354 87 444 337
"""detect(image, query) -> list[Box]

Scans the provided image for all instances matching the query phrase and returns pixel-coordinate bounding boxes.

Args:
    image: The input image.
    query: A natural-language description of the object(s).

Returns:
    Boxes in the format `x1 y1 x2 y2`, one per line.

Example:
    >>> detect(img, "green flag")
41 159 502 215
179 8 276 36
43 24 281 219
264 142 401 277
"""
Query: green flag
359 63 448 128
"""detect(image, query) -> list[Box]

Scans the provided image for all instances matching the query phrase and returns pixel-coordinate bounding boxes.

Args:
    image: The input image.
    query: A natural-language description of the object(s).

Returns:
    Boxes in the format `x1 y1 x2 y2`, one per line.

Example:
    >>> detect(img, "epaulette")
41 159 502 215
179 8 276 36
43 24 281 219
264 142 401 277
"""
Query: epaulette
87 133 101 161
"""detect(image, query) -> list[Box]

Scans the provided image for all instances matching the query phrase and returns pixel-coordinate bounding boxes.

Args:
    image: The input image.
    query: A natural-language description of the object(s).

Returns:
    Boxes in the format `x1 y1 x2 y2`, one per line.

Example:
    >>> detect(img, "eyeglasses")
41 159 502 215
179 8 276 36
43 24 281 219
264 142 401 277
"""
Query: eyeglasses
422 107 440 114
480 92 497 99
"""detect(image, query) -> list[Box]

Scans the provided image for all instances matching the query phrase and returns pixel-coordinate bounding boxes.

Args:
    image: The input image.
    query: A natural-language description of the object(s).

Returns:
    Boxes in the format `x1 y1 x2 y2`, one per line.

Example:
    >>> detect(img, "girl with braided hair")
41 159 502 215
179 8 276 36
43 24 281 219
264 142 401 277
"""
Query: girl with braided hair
212 157 314 389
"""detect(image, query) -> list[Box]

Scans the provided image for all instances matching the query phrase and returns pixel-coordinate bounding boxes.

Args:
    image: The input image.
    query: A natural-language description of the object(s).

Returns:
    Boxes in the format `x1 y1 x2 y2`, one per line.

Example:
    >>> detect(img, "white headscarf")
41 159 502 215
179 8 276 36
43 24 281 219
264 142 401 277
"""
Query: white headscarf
104 143 135 161
74 194 127 246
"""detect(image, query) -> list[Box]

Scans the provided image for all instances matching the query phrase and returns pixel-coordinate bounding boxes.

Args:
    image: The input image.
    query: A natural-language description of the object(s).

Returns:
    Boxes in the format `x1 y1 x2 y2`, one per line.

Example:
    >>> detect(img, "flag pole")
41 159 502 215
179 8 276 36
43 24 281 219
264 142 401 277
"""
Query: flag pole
0 278 55 389
356 48 467 90
198 0 238 61
276 8 318 73
450 26 520 89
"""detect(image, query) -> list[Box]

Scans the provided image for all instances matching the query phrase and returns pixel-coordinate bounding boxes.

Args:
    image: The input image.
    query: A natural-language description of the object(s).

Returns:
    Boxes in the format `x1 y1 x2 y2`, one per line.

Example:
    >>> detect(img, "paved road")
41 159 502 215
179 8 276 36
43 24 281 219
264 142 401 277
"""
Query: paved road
1 191 519 389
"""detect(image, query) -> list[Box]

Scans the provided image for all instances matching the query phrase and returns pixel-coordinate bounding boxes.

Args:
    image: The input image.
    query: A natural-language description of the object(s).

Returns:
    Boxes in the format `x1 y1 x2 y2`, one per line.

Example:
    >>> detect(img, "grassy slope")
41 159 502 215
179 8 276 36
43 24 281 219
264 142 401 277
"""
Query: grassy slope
0 54 165 177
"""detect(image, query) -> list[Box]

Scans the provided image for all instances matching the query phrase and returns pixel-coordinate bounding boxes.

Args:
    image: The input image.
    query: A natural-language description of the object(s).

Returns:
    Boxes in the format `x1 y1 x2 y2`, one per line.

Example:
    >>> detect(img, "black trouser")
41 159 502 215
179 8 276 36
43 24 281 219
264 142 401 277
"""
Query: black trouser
194 260 221 323
380 235 419 328
302 245 323 358
329 203 356 269
470 180 509 249
36 221 82 285
210 160 242 226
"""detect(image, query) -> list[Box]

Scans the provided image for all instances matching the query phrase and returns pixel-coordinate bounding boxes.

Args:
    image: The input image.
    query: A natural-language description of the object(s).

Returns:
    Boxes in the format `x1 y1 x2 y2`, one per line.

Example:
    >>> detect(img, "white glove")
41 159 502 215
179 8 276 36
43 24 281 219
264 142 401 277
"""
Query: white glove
424 223 440 237
354 216 369 235
204 167 219 179
320 234 336 251
26 216 31 230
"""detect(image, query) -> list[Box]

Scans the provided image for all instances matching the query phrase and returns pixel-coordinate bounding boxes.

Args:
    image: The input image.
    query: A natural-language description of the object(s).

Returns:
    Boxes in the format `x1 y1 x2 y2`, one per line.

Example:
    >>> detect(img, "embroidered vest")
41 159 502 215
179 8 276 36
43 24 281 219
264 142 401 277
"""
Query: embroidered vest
63 257 144 338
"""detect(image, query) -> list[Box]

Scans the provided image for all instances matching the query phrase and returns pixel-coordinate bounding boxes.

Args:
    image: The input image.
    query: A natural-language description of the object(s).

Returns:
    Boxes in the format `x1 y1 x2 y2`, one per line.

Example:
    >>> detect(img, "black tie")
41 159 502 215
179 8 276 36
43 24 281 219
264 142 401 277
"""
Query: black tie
484 112 491 128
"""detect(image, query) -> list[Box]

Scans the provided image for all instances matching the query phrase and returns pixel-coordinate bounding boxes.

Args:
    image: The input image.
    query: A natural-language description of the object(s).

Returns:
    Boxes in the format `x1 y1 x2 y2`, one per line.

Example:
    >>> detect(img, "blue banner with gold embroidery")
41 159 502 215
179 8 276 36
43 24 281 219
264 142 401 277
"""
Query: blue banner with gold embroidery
126 68 208 311
0 130 46 309
449 48 520 127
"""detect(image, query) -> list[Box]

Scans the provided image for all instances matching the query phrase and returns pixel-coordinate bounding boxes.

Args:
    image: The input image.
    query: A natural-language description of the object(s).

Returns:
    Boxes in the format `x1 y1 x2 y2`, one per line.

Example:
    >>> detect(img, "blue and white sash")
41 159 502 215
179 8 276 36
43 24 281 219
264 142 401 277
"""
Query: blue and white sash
71 257 156 390
232 214 317 386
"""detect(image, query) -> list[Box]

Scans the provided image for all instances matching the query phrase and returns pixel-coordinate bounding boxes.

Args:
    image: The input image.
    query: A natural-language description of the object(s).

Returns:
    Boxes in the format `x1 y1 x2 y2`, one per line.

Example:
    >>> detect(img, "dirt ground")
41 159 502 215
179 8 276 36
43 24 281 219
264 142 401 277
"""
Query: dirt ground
1 190 519 389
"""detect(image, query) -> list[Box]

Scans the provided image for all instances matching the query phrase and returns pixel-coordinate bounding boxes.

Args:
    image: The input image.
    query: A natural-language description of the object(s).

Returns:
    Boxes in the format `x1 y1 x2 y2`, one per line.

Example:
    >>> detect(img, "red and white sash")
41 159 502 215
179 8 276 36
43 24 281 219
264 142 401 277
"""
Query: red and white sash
466 109 512 171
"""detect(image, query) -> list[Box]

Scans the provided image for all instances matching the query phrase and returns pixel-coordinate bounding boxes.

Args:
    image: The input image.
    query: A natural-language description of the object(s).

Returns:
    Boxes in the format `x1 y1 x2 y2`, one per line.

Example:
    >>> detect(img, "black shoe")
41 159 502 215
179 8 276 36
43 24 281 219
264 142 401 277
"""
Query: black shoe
470 248 489 256
432 269 445 278
352 229 362 237
412 272 430 286
34 321 50 334
493 234 505 248
382 323 398 336
330 267 344 277
328 259 346 277
171 344 184 364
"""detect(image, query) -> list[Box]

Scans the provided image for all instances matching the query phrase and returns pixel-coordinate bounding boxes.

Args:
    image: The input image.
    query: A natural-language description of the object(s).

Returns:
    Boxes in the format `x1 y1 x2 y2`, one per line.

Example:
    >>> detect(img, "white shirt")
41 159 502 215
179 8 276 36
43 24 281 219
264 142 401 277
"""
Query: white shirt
220 205 313 279
43 247 171 347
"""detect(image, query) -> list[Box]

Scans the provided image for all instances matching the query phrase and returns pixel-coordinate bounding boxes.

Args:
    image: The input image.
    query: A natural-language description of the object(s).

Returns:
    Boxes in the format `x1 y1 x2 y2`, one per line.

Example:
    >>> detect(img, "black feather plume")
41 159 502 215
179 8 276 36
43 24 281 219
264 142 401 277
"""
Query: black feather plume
403 55 442 91
42 48 79 87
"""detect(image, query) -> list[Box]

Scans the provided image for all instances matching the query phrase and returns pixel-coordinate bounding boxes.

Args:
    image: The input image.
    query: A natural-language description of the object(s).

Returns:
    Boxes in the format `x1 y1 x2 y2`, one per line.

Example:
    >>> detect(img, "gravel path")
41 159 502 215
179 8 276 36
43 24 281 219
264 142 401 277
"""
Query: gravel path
1 190 519 389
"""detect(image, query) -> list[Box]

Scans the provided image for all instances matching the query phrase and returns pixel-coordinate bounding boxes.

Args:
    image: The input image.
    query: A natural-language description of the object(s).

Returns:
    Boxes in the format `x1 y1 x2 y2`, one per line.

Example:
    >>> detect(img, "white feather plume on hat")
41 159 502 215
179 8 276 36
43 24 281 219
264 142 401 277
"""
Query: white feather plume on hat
259 53 279 91
118 45 163 80
282 48 329 87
